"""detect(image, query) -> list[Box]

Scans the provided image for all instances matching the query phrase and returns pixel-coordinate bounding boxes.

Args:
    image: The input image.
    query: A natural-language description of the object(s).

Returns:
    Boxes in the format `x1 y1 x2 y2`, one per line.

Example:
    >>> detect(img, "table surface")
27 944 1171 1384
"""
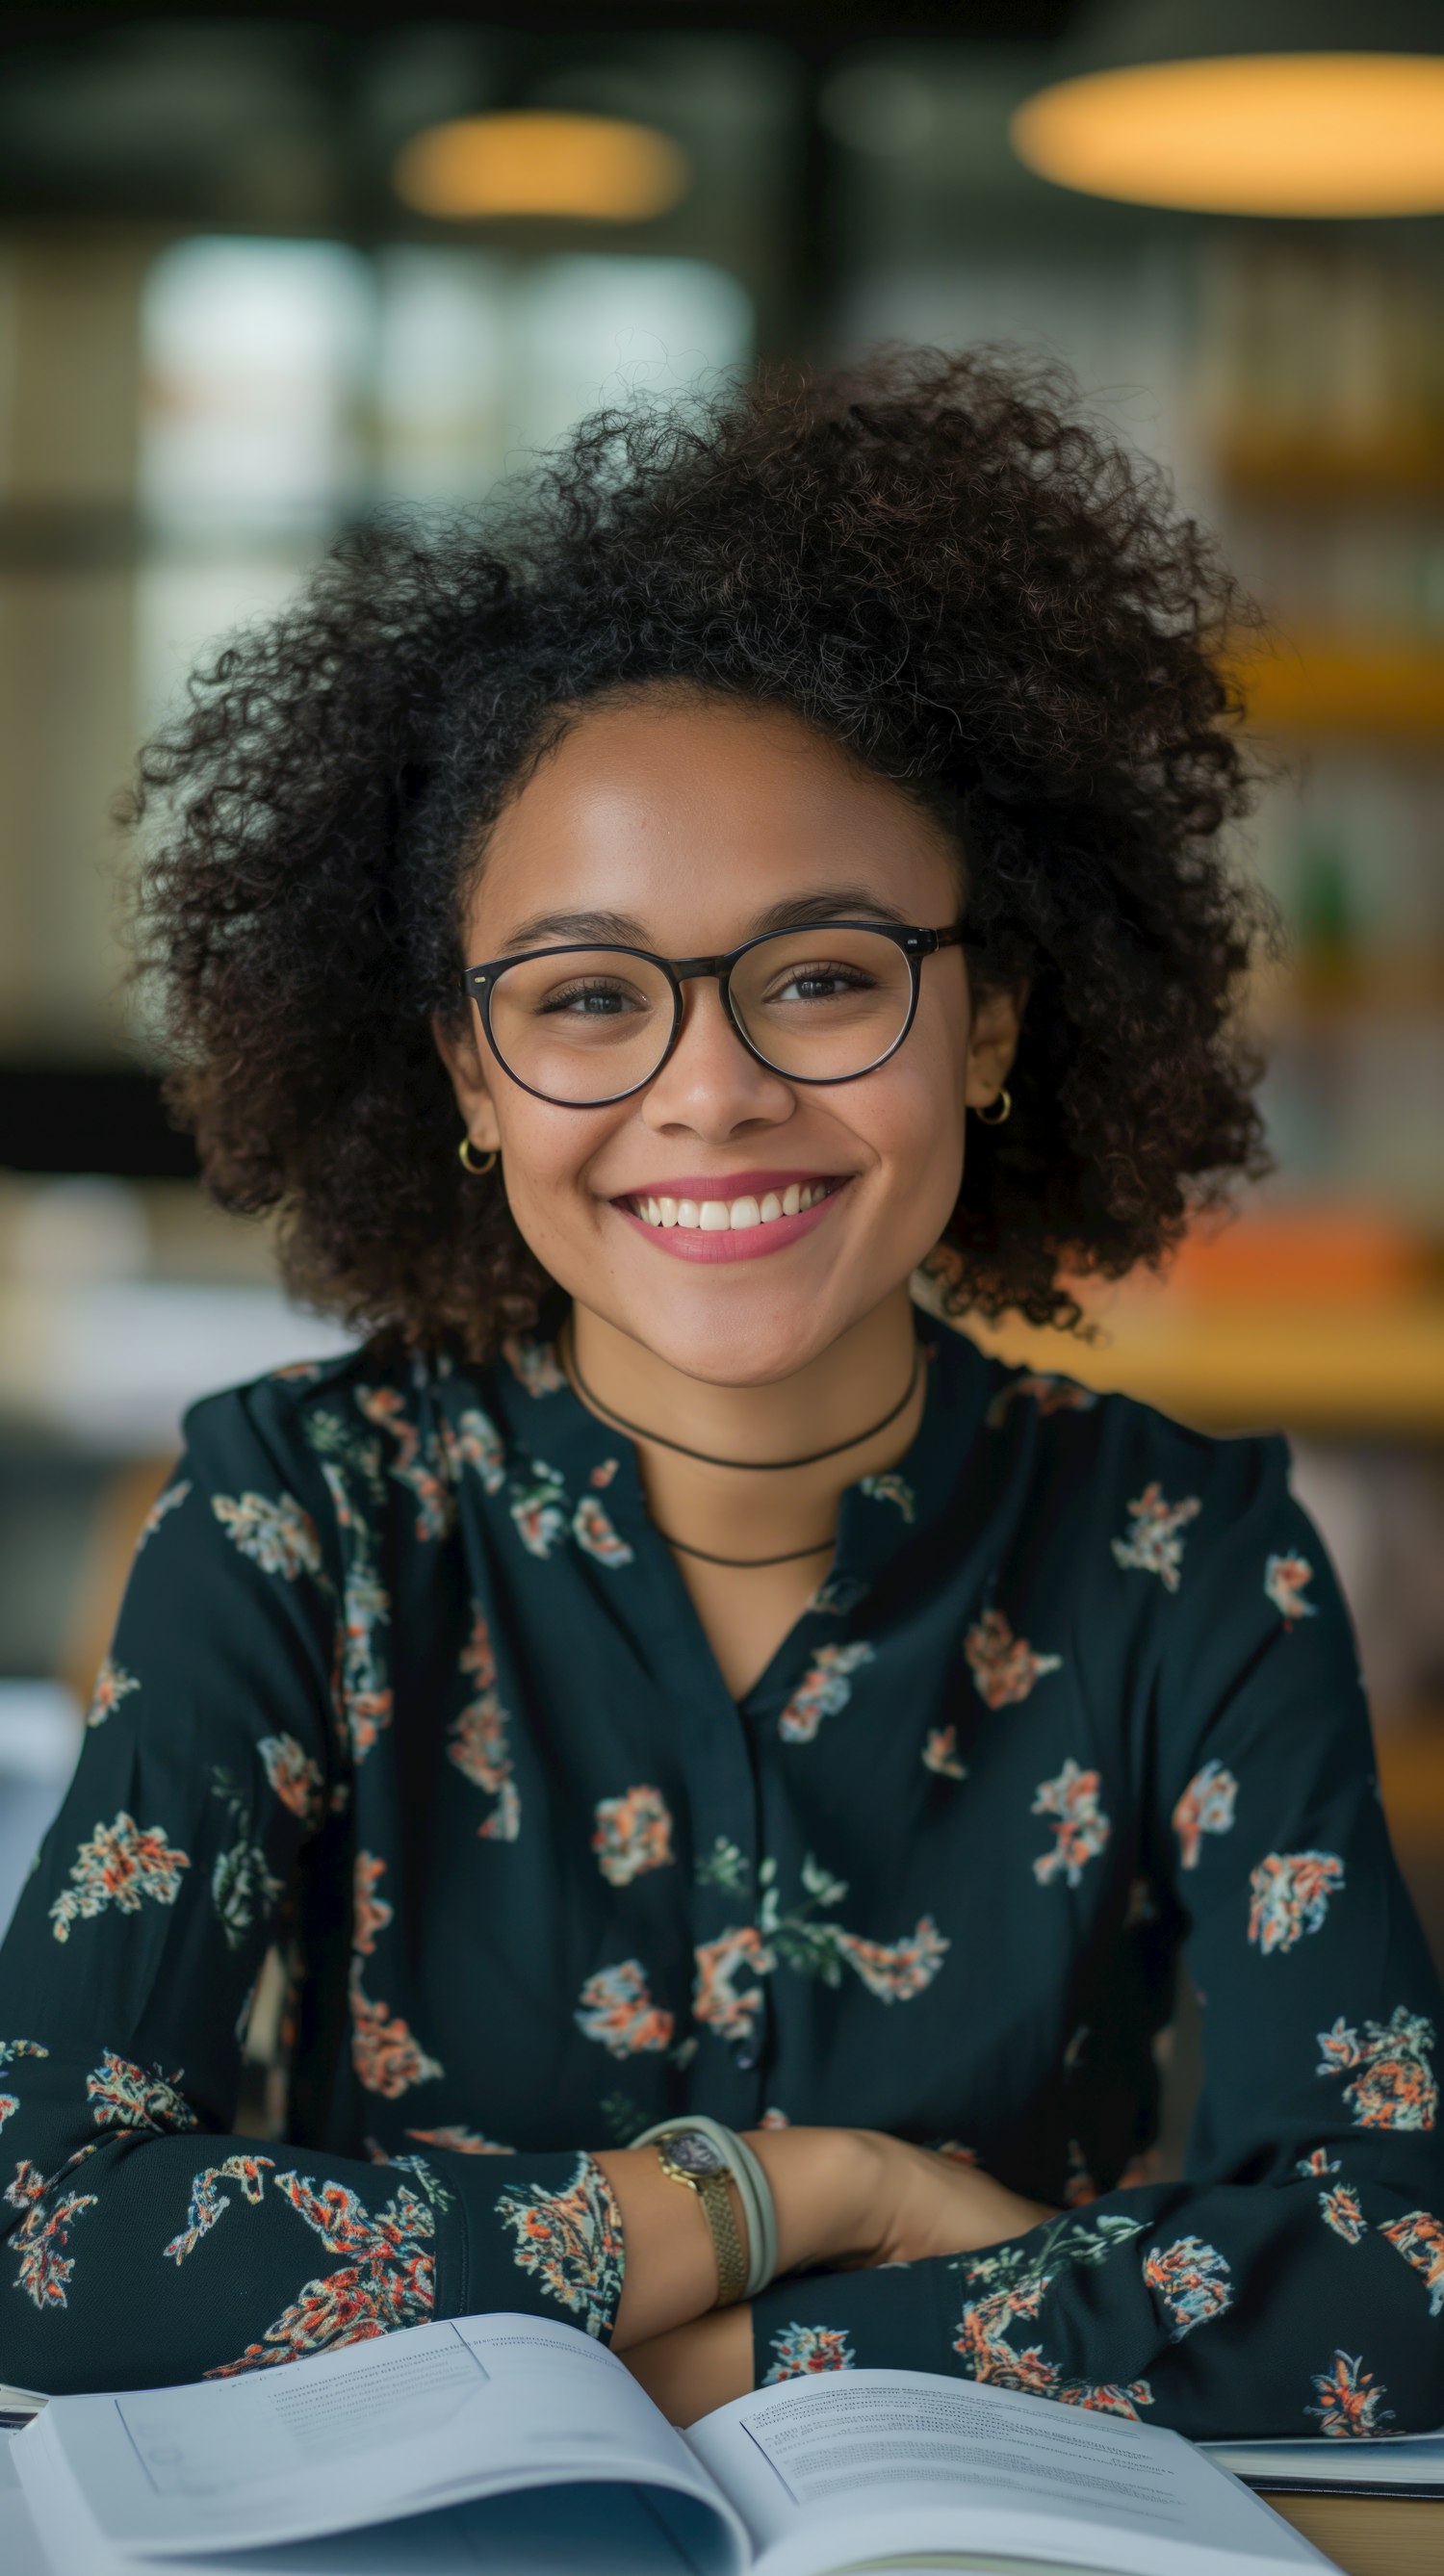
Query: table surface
1262 2487 1442 2576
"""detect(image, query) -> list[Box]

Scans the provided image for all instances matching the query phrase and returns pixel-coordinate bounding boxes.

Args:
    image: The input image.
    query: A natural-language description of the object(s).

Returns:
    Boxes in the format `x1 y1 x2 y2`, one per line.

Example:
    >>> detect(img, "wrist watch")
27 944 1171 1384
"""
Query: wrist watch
652 2126 748 2306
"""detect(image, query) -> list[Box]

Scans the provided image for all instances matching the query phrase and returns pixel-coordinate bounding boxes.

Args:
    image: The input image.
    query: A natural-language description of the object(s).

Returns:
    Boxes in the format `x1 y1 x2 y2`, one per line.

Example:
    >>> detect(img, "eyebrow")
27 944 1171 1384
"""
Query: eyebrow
497 885 915 954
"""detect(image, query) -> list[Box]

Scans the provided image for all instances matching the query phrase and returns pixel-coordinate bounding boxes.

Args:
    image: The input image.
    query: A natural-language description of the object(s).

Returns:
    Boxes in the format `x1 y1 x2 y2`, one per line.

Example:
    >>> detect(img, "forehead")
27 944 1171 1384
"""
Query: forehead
470 691 959 940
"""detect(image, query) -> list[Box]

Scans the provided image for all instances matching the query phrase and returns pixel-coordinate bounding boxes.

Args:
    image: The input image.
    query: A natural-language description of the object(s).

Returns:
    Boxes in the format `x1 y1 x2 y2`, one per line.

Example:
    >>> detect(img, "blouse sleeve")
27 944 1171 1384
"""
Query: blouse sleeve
748 1430 1444 2438
0 1379 623 2396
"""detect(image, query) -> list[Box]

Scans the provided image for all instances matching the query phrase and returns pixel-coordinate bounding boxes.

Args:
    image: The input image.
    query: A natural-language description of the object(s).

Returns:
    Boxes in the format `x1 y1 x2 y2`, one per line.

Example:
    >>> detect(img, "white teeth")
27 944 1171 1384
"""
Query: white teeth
626 1179 839 1229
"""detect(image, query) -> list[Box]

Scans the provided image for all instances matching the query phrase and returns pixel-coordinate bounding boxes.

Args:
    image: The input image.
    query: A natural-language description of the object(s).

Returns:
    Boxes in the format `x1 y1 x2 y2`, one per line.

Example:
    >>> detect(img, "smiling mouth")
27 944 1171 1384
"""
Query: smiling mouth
619 1177 845 1232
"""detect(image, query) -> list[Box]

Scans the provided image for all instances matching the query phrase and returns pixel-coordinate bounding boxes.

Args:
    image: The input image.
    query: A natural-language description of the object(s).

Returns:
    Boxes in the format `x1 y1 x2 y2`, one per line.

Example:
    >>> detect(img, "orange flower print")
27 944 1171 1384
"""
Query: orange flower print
1118 2147 1162 2189
258 1733 325 1829
1030 1760 1110 1889
953 2212 1149 2410
1265 1551 1317 1627
779 1641 876 1744
212 1488 326 1583
1297 2146 1341 2176
986 1372 1098 1431
494 2151 624 2339
575 1960 675 2058
1320 2184 1366 2243
922 1724 967 1780
436 1404 507 1499
85 1656 140 1729
965 1607 1063 1710
348 1961 444 2098
48 1812 191 1944
591 1786 675 1888
1061 2381 1155 2419
206 2169 439 2373
572 1492 634 1568
333 1564 394 1764
85 2049 196 2136
501 1332 566 1397
0 2041 46 2136
509 1459 571 1558
1305 2350 1394 2436
833 1916 948 2003
1316 2007 1437 2130
1378 2208 1444 2315
935 2139 981 2165
164 2153 275 2262
405 2125 514 2153
1172 1759 1237 1869
759 2106 790 2129
1248 1850 1345 1955
5 2156 97 2309
1064 2140 1097 2206
1110 1481 1201 1592
446 1606 520 1842
352 1852 393 1957
692 1927 774 2048
859 1472 915 1521
1143 2235 1233 2339
763 2322 856 2381
357 1384 453 1541
135 1476 191 1548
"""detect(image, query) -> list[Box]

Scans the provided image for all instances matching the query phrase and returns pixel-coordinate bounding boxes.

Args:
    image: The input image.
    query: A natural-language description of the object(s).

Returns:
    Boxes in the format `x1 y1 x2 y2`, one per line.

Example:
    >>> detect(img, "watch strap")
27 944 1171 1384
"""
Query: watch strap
654 2142 748 2306
632 2115 778 2302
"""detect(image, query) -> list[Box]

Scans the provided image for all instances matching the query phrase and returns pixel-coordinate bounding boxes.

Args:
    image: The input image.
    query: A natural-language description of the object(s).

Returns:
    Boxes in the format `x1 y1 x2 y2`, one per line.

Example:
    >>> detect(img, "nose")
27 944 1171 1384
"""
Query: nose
640 971 792 1126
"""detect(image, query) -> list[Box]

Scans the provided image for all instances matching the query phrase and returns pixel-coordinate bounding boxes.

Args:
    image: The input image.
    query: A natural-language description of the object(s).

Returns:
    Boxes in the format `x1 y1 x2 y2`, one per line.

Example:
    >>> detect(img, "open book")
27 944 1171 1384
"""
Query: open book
5 2311 1348 2576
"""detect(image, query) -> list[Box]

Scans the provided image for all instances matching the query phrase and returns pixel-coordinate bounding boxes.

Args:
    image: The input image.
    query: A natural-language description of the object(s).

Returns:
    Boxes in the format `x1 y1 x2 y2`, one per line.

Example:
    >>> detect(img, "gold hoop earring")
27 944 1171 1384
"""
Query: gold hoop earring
458 1136 499 1174
974 1086 1012 1125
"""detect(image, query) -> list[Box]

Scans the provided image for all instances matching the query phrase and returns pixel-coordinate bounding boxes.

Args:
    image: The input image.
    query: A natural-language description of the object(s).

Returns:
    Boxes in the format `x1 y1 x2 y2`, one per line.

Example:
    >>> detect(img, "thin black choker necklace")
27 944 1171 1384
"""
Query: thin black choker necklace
557 1318 924 1569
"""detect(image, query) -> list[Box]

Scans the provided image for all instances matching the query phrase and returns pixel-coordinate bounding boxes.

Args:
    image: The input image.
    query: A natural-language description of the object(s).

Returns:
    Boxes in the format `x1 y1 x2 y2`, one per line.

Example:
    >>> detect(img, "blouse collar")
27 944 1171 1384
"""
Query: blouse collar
469 1283 996 1603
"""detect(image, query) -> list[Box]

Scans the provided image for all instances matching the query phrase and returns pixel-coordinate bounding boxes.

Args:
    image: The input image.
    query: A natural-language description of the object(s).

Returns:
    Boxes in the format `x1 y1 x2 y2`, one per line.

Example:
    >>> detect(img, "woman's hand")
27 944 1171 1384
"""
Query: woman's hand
616 2137 1061 2425
839 2132 1062 2268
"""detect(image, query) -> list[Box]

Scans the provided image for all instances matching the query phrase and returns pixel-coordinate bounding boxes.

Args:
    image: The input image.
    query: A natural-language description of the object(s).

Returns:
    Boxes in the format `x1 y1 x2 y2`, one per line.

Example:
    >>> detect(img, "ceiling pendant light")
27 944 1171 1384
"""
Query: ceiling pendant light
393 111 689 224
1010 1 1444 217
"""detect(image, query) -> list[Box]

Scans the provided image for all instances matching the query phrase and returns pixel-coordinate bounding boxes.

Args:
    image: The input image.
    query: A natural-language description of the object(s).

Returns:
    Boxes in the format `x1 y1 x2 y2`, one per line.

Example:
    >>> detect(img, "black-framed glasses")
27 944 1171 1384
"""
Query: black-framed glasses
459 919 982 1108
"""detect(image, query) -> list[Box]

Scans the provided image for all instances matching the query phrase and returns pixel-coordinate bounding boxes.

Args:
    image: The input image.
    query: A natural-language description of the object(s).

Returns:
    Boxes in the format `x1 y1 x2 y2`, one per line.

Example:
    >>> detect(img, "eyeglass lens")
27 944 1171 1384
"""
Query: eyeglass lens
487 927 915 1103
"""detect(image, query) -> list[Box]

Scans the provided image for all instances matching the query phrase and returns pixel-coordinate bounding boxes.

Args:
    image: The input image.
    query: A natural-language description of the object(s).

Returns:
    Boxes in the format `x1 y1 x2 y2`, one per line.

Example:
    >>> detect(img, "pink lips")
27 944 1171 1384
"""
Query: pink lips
611 1176 851 1264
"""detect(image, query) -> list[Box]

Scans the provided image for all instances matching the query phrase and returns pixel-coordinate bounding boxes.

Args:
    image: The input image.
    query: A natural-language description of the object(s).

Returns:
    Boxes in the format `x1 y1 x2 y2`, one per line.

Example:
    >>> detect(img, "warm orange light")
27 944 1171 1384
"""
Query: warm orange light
393 112 689 222
1011 54 1444 215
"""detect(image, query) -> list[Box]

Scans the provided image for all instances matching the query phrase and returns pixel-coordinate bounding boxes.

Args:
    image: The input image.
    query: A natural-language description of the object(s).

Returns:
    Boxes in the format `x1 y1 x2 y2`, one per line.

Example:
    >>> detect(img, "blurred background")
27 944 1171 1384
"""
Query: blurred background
0 5 1440 2143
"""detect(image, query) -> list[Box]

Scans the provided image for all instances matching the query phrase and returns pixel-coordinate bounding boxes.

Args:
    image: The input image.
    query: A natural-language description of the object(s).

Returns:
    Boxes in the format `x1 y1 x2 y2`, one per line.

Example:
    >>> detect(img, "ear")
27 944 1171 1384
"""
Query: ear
964 976 1031 1113
430 1008 503 1153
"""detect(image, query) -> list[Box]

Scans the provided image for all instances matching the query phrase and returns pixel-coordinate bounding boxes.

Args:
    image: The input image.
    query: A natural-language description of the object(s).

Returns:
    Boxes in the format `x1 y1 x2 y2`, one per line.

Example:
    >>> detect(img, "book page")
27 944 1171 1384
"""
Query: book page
686 2372 1334 2576
13 2314 744 2566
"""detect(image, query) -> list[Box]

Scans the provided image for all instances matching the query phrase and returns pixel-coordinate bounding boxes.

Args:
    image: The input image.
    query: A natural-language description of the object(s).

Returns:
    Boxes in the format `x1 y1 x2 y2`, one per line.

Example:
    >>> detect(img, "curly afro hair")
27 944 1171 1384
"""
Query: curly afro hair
116 340 1285 1365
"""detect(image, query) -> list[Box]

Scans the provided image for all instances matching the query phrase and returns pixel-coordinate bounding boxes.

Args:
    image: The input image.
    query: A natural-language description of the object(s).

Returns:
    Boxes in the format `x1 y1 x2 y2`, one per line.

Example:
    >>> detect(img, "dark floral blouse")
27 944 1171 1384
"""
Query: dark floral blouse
3 1285 1443 2440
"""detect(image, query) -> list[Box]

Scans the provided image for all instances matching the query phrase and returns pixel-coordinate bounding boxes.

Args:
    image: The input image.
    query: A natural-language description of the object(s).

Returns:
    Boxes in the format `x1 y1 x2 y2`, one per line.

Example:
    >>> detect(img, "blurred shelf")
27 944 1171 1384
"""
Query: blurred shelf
1243 947 1444 1026
964 1294 1444 1438
1374 1713 1444 1842
1226 635 1444 739
1218 428 1444 506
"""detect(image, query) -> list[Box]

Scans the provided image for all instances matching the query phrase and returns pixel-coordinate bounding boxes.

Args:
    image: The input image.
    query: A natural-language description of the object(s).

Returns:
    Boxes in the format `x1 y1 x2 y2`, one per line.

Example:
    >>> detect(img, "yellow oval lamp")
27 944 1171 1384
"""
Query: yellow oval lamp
1011 0 1444 216
393 111 690 224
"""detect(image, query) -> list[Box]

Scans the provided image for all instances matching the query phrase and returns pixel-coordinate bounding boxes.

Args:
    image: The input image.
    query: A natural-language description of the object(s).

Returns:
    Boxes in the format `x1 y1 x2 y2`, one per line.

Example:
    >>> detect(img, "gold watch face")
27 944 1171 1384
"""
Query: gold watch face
658 2128 729 2180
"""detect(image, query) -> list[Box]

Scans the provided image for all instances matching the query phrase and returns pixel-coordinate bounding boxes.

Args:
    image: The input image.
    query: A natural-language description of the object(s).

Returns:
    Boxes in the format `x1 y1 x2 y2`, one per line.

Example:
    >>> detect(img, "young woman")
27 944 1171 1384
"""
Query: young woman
2 348 1440 2437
